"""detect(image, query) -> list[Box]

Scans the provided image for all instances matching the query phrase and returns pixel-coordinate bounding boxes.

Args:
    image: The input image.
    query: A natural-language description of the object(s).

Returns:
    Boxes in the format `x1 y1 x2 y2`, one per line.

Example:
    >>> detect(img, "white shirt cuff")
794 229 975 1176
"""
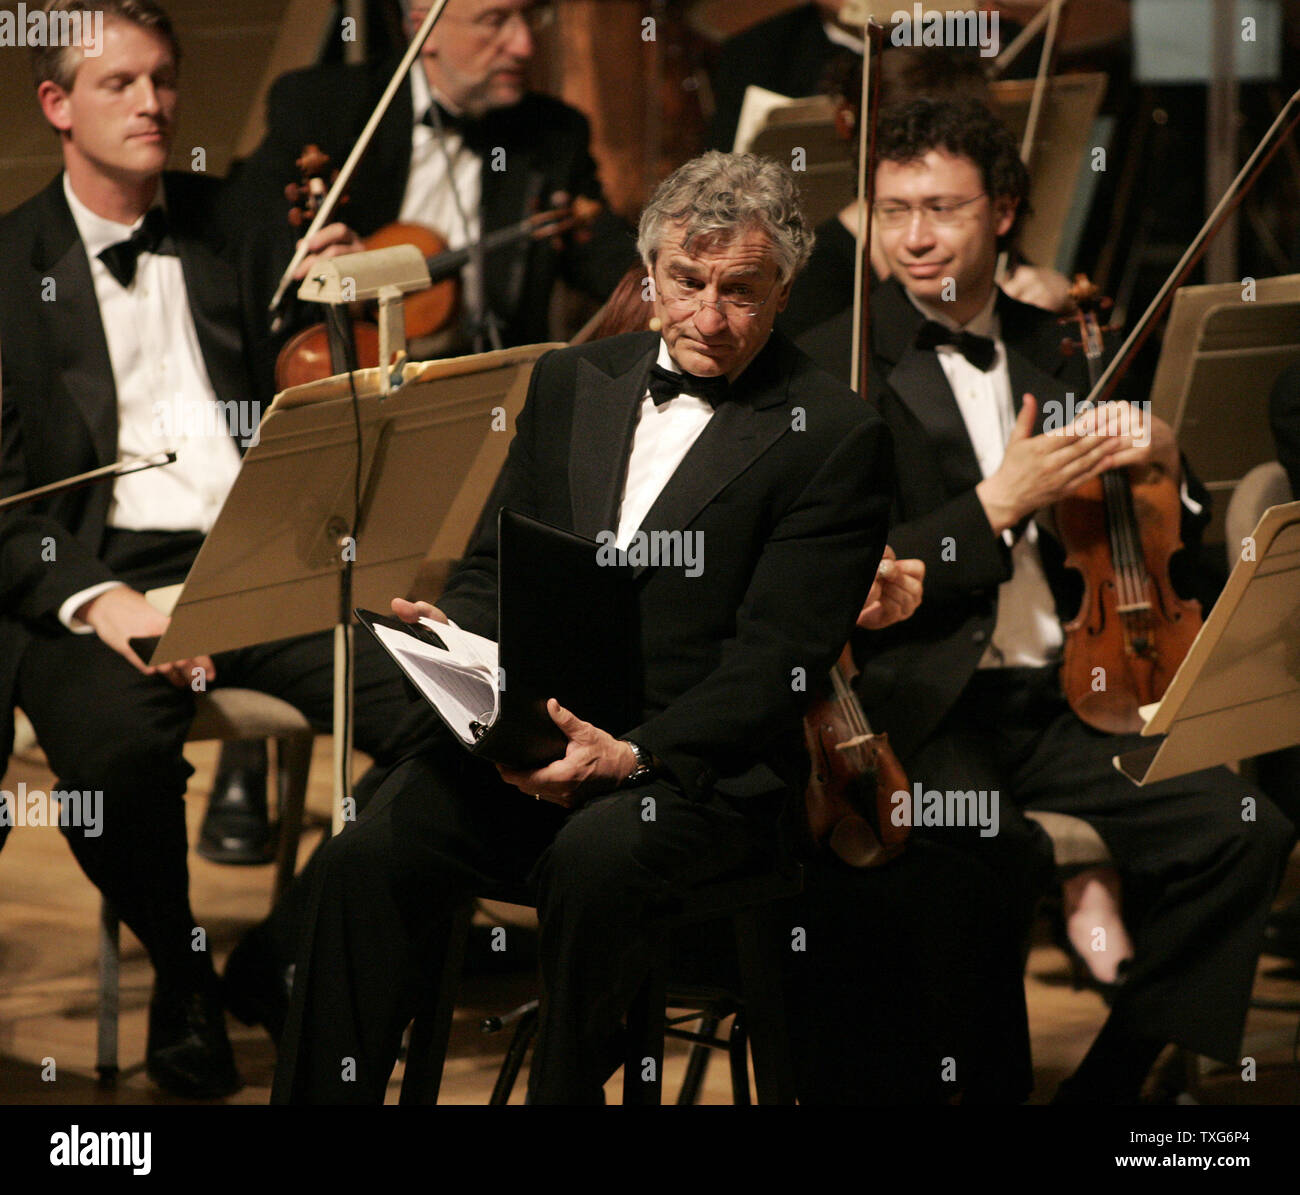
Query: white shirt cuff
59 581 126 633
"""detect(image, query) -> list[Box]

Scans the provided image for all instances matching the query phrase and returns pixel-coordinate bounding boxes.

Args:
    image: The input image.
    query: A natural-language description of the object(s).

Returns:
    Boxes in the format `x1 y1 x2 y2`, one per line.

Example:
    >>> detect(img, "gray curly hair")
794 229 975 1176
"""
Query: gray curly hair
637 152 815 284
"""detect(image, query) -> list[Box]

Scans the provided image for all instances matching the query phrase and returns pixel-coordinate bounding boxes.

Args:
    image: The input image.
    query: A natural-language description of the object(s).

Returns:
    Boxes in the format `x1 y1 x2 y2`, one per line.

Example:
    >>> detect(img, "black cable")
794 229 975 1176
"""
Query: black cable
325 303 364 764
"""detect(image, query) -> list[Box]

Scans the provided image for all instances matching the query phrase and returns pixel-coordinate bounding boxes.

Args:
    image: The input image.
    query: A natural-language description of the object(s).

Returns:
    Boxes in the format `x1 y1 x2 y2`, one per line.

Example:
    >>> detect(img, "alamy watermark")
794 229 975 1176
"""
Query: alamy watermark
50 1125 150 1175
891 781 1000 837
1043 395 1152 448
596 529 704 577
0 4 103 54
889 5 999 58
151 397 261 449
0 783 103 837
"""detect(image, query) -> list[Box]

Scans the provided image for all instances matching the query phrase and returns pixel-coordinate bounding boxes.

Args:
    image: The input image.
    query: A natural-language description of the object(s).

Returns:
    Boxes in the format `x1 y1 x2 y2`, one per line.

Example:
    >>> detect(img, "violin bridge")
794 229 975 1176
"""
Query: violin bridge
834 734 876 752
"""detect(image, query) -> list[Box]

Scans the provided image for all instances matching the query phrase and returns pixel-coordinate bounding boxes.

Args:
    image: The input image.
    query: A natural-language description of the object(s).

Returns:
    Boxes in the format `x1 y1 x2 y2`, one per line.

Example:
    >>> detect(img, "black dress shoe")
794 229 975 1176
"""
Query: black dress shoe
223 929 292 1047
198 741 273 864
146 980 242 1099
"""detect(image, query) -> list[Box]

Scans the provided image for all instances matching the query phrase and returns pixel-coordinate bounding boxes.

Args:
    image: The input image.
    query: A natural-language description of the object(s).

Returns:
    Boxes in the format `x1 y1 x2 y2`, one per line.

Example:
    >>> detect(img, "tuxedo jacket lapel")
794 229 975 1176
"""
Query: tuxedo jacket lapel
567 333 796 568
999 291 1077 434
166 182 250 426
632 336 794 577
30 183 117 466
569 337 655 537
874 279 984 497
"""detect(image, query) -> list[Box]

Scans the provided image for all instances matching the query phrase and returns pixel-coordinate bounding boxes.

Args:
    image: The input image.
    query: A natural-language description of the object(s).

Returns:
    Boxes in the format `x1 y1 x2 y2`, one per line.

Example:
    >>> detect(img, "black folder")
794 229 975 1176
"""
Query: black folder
357 508 635 768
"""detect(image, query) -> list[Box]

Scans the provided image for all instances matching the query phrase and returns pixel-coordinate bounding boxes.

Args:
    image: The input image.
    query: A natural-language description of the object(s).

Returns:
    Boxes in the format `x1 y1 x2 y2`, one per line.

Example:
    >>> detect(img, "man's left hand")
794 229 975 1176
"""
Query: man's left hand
497 699 635 808
857 545 925 629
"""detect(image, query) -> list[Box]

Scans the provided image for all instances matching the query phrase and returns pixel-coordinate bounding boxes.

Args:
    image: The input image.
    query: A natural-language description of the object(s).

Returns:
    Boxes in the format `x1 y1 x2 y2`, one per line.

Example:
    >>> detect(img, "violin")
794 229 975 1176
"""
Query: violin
274 143 603 390
803 646 910 866
1054 276 1201 734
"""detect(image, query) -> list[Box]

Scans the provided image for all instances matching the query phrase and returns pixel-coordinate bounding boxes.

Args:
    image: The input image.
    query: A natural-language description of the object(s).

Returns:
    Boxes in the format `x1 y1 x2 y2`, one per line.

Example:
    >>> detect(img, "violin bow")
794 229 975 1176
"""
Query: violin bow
996 0 1066 282
267 0 454 328
846 10 886 395
1084 87 1300 410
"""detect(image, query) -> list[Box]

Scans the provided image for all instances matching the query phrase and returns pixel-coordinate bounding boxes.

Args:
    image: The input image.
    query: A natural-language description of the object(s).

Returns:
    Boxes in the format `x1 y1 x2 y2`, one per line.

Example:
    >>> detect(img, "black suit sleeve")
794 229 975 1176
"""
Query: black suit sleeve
0 358 118 625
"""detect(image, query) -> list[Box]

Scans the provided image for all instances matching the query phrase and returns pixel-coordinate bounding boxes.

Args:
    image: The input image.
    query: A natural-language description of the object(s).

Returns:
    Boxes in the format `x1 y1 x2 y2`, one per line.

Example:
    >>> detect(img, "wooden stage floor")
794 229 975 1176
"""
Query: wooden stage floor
3 739 1298 1106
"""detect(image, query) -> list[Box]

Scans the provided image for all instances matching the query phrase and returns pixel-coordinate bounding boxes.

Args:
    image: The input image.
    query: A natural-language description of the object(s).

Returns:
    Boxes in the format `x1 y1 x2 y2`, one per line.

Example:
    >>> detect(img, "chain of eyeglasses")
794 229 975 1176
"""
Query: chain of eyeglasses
872 193 988 228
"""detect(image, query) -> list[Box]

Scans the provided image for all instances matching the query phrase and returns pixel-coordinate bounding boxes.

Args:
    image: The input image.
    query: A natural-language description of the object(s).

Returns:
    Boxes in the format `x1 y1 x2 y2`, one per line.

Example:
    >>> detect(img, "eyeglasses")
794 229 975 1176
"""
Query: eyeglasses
429 2 556 40
656 272 777 319
873 193 988 228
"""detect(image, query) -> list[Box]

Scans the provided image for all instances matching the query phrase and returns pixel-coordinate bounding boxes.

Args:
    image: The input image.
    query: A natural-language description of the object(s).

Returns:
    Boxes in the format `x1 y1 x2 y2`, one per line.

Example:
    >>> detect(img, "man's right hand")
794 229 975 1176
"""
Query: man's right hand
976 394 1124 535
391 597 449 625
78 586 215 686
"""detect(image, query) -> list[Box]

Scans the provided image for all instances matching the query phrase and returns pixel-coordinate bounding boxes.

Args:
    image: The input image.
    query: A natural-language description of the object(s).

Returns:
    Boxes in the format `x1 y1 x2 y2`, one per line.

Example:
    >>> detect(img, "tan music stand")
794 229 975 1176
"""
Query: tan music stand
734 88 851 228
1115 500 1300 785
147 343 557 829
1147 273 1300 541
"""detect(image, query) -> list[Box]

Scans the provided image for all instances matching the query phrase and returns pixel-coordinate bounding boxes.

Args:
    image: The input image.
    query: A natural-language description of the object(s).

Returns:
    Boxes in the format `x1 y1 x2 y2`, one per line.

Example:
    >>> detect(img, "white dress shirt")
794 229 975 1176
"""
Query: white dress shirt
909 289 1064 668
614 342 717 548
401 66 483 315
58 176 244 630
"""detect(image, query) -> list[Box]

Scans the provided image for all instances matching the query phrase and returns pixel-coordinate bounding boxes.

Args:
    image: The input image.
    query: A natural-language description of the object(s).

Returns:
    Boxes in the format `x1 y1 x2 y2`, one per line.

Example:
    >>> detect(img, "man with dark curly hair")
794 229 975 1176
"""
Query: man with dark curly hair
797 97 1293 1103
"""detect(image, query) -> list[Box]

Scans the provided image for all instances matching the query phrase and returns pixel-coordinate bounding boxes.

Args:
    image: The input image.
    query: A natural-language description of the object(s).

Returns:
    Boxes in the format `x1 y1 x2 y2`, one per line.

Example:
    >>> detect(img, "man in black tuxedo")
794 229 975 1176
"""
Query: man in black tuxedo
0 0 422 1098
272 151 902 1103
798 99 1292 1101
229 0 635 352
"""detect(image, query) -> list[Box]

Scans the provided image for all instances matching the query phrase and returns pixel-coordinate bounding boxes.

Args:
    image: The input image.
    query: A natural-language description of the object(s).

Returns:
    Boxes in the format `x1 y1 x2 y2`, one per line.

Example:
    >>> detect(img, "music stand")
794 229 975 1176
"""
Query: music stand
1147 273 1300 542
1115 500 1300 785
988 73 1108 272
734 87 850 229
146 343 557 831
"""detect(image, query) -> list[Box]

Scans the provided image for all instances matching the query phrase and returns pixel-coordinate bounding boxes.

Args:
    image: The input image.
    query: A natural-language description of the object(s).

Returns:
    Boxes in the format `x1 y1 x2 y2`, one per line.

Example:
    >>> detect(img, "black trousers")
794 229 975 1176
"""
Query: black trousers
903 666 1293 1064
782 839 1034 1104
13 530 423 990
270 741 782 1104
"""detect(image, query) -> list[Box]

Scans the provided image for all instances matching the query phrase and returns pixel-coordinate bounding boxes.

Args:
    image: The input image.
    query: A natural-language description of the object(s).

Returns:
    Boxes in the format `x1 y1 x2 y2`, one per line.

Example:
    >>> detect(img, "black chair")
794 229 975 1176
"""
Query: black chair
398 862 803 1105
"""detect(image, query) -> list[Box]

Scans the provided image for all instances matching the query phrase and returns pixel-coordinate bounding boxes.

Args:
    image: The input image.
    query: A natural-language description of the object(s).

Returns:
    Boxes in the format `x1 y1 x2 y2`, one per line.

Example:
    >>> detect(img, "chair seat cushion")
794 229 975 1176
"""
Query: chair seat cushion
189 689 314 742
1025 810 1114 868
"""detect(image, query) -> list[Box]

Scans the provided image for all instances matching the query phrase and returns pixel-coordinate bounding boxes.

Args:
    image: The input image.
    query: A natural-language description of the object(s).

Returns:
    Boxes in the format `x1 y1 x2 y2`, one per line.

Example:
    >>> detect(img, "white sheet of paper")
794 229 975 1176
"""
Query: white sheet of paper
372 618 499 745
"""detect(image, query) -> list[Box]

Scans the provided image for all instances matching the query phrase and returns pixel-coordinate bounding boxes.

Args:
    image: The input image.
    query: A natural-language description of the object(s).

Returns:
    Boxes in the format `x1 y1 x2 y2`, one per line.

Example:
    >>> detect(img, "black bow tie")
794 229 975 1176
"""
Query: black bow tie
98 208 174 289
647 363 731 407
421 104 490 149
914 319 997 371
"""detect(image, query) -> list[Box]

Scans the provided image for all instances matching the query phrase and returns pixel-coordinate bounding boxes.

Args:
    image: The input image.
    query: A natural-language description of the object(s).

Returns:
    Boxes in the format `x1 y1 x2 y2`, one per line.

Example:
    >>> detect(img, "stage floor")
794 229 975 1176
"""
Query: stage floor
3 739 1298 1105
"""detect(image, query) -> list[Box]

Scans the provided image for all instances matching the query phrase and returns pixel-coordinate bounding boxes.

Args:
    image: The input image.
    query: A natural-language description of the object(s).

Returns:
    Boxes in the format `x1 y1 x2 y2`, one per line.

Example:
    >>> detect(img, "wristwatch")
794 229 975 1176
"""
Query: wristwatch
620 739 656 787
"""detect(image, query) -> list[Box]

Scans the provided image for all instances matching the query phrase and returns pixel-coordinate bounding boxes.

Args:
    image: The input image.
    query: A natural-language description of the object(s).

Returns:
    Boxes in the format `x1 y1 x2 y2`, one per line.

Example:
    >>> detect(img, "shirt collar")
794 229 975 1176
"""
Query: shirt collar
63 173 165 261
904 284 1000 339
410 61 466 124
